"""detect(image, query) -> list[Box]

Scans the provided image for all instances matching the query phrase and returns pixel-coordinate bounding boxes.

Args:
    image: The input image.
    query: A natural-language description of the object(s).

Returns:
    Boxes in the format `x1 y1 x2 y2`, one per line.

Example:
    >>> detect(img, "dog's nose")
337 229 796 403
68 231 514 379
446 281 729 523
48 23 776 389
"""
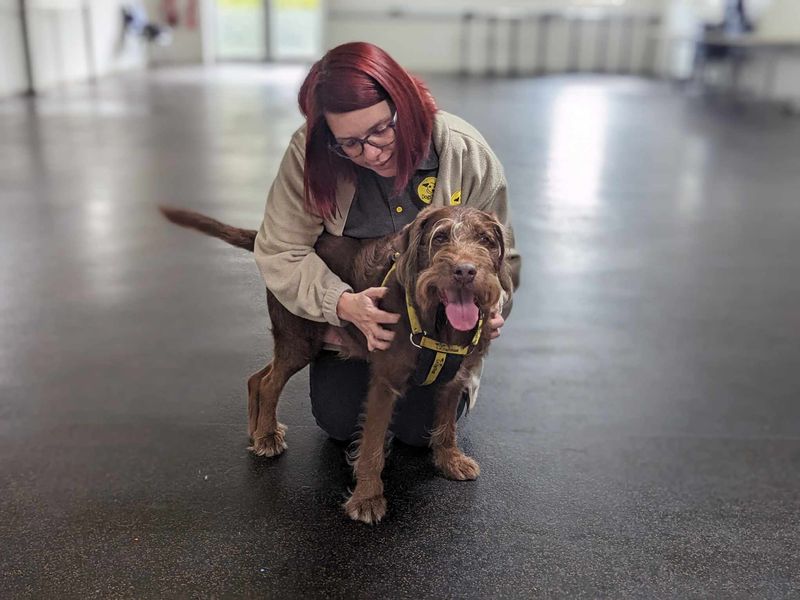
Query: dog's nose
453 263 477 284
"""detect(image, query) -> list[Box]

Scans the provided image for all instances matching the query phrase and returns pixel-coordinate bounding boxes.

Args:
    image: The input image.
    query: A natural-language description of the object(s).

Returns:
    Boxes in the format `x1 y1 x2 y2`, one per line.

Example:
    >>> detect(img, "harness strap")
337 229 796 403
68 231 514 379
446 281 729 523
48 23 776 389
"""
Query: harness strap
412 349 466 386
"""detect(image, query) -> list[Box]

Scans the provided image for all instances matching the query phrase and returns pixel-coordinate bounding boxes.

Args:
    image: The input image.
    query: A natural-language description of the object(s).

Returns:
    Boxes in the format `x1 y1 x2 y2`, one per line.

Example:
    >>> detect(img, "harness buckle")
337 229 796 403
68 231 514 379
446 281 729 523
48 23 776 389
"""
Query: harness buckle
409 332 423 349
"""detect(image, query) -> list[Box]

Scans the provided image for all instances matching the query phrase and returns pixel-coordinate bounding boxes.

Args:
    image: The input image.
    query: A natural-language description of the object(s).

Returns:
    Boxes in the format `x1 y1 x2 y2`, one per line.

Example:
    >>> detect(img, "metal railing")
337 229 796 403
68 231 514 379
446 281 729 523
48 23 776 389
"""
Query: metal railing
328 7 662 77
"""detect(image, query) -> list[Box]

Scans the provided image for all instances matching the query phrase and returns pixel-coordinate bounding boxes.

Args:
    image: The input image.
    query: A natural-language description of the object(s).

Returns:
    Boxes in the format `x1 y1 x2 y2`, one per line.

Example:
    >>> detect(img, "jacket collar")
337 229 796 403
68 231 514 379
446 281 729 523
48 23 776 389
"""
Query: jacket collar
416 143 439 171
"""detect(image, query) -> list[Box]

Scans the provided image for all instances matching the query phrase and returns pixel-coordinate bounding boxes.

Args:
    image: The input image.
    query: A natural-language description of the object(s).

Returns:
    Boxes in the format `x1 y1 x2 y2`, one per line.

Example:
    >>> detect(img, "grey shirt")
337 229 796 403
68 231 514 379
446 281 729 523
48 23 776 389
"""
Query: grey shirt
343 146 439 239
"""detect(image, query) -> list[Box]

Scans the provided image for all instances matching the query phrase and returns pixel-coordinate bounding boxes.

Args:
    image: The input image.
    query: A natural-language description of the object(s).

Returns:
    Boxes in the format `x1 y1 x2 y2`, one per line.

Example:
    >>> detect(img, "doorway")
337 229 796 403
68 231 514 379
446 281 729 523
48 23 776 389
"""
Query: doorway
214 0 322 62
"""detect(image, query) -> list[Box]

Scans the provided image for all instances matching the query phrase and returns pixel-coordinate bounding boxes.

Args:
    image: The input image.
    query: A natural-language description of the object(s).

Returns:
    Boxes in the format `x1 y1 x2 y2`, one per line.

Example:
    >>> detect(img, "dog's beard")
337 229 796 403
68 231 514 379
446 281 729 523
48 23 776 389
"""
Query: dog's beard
415 269 503 332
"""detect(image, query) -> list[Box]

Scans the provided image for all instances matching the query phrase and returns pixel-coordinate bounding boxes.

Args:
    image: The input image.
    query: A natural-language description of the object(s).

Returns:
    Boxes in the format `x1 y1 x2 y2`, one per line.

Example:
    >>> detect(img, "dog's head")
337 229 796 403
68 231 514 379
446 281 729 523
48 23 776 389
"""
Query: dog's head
394 206 509 332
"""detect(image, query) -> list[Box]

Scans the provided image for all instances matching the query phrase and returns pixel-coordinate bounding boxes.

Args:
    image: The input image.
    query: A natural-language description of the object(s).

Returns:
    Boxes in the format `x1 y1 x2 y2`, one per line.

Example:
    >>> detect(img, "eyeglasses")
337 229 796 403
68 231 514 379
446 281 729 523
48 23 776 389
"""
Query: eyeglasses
328 112 397 159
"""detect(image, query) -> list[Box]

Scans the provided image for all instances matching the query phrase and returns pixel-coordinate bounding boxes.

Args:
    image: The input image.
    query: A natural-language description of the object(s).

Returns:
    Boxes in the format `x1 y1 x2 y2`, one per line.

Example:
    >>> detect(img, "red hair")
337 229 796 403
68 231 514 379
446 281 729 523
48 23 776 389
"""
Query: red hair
297 42 438 220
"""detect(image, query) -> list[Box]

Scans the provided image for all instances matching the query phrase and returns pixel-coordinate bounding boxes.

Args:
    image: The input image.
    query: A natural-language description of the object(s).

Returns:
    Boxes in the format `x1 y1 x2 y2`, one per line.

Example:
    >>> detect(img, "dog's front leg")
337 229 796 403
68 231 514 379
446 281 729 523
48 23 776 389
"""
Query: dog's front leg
344 377 401 524
430 380 480 481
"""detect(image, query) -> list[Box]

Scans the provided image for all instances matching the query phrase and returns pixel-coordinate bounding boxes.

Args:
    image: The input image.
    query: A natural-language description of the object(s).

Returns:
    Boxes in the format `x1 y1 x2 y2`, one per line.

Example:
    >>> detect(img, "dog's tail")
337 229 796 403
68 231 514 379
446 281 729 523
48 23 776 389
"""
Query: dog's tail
159 206 257 252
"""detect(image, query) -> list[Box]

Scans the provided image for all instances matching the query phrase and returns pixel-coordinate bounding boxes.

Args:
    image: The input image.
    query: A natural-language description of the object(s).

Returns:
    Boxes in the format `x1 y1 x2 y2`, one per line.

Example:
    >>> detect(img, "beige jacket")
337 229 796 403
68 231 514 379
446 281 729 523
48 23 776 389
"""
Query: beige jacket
254 110 521 326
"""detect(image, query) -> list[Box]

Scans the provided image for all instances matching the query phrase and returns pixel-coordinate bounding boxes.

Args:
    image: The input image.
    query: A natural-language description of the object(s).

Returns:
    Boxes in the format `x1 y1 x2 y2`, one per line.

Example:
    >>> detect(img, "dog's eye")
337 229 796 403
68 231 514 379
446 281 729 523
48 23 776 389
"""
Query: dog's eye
432 232 449 244
479 234 495 246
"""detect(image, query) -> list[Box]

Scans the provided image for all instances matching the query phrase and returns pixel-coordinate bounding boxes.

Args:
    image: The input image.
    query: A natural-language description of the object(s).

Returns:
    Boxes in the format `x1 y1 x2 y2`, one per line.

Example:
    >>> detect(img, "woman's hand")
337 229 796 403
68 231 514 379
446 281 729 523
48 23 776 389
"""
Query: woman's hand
336 288 401 351
488 309 505 340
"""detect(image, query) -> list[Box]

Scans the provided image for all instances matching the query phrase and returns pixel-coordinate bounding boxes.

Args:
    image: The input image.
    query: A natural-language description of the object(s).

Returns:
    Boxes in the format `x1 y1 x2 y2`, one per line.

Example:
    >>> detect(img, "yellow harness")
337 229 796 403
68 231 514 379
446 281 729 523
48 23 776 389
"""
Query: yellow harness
382 259 484 386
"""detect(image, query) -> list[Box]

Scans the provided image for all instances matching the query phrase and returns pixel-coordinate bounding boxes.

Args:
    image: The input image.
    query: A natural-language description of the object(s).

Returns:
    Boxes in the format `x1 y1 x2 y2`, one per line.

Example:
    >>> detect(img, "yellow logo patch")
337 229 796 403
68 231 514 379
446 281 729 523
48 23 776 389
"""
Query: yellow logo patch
449 190 462 206
417 176 437 204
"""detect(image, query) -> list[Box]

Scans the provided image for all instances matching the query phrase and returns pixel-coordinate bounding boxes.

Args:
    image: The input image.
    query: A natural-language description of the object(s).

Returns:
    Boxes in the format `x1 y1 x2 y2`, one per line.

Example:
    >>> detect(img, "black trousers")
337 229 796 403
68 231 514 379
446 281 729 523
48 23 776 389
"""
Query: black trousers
309 351 466 447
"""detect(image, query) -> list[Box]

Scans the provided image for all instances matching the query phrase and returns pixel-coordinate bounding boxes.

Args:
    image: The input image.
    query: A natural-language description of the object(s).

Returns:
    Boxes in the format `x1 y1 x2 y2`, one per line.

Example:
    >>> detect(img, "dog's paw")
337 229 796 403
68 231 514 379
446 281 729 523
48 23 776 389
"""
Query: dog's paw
344 494 387 524
248 420 285 439
248 423 287 457
434 450 480 481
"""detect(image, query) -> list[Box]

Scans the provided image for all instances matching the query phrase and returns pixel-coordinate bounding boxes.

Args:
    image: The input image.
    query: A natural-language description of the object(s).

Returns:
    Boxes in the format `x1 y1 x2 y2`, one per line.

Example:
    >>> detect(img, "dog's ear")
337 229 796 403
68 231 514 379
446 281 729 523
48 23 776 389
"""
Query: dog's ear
492 220 517 293
394 209 434 288
492 221 506 268
499 257 514 296
479 211 507 271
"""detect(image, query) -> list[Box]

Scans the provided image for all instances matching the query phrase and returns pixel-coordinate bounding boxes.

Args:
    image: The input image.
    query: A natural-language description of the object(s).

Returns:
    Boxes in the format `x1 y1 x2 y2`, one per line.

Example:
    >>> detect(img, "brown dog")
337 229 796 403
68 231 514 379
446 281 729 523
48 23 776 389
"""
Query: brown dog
161 205 515 523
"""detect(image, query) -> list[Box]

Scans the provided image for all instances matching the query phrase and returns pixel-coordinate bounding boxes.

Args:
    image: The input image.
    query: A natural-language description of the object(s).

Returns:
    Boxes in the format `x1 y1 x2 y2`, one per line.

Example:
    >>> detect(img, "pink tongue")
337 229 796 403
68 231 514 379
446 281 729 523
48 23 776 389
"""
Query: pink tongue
444 290 479 331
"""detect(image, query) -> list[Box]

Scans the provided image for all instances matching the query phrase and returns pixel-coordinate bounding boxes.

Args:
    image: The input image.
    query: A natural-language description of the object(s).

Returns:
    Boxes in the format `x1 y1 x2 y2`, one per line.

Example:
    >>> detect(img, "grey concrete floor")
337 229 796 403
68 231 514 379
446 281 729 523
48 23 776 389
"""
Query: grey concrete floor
1 65 799 598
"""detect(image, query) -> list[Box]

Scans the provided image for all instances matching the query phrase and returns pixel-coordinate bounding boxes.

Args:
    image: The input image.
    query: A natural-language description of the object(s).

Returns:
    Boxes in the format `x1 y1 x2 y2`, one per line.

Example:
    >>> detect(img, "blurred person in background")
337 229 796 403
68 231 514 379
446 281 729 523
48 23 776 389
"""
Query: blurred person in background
698 0 754 57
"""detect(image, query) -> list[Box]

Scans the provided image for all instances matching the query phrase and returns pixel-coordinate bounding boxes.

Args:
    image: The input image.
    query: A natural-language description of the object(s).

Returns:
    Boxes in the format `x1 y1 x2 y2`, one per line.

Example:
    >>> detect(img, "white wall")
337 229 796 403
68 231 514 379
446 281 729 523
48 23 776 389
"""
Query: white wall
27 0 92 89
0 0 148 97
756 0 800 41
0 0 30 96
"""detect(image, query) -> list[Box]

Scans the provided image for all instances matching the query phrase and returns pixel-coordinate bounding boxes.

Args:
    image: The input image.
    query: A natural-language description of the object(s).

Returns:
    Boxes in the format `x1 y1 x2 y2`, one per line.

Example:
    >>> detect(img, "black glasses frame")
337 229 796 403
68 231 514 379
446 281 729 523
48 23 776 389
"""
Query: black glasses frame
328 112 397 159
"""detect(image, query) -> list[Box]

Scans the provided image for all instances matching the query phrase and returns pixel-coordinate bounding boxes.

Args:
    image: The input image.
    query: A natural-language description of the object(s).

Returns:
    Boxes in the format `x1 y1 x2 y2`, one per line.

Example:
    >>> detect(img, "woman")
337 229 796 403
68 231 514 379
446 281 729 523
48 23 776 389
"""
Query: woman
254 42 520 446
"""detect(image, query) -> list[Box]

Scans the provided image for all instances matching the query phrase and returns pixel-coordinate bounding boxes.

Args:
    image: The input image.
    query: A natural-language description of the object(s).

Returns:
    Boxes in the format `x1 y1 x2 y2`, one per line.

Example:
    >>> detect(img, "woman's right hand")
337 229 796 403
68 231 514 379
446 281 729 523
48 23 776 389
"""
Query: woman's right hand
336 288 400 351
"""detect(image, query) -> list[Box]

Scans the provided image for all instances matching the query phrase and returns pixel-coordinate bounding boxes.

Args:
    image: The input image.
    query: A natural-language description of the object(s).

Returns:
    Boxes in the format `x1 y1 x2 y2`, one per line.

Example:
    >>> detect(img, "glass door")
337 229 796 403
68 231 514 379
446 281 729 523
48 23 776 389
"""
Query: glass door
268 0 322 61
215 0 322 62
215 0 268 60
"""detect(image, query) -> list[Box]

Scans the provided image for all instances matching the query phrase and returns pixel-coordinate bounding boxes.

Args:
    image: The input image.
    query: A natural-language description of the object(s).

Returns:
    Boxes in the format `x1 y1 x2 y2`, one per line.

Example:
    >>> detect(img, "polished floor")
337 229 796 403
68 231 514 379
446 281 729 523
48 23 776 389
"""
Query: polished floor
1 66 799 598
